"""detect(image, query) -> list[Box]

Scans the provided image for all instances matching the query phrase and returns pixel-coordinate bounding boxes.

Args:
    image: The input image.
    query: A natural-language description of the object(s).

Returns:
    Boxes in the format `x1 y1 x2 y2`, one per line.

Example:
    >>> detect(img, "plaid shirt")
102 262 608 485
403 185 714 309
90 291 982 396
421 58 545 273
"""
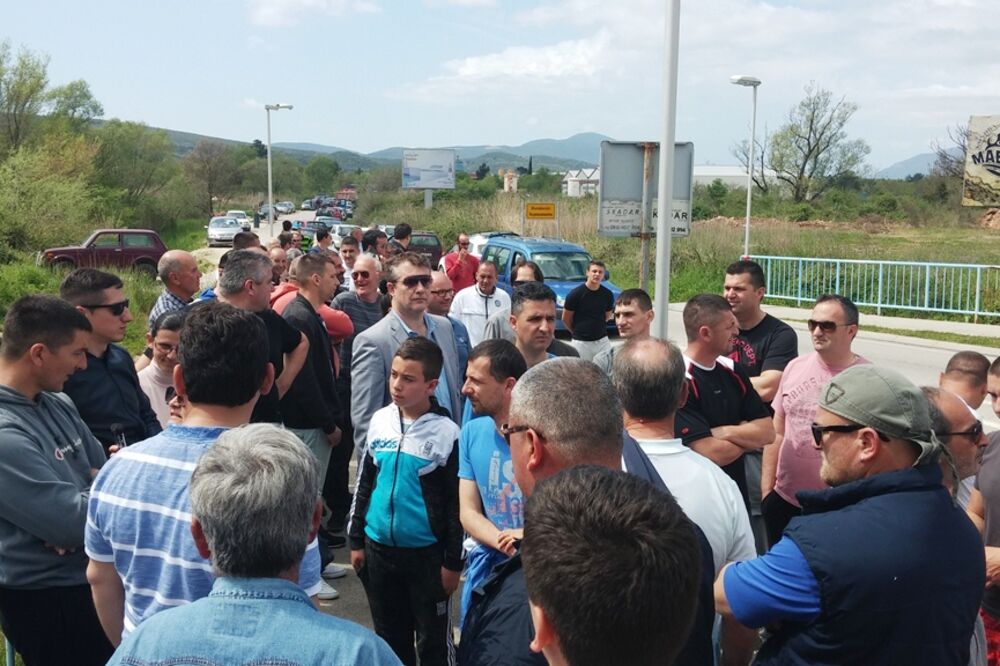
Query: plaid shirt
148 289 190 327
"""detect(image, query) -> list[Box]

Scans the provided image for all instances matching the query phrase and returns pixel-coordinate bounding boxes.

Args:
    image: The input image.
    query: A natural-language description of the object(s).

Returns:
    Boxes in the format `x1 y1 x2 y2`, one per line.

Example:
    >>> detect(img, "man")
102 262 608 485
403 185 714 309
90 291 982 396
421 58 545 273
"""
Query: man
615 336 757 665
351 251 463 451
724 259 798 551
677 294 774 511
269 246 288 285
444 232 480 292
593 288 654 375
521 466 700 666
0 295 113 666
429 270 472 381
277 231 293 251
106 424 400 665
85 302 323 643
233 231 261 250
287 231 304 262
561 260 614 362
941 351 991 410
458 339 528 625
761 294 867 543
510 282 559 368
362 228 388 259
311 228 333 253
459 359 715 666
388 222 411 255
149 249 202 326
215 250 308 426
339 235 360 291
923 387 987 495
60 269 161 451
450 260 512 347
716 365 985 665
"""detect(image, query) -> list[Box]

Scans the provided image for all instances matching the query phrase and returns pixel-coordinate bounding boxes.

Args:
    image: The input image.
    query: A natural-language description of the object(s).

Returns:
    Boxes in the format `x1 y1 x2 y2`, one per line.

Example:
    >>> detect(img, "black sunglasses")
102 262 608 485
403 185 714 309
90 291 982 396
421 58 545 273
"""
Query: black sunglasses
398 275 432 289
938 420 984 440
352 270 371 280
811 422 889 448
500 423 533 445
807 319 848 332
82 299 130 316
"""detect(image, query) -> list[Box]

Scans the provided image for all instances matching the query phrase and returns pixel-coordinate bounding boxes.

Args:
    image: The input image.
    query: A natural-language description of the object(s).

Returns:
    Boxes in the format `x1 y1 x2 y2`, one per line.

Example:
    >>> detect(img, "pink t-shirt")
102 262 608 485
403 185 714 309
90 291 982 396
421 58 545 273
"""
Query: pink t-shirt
773 352 867 507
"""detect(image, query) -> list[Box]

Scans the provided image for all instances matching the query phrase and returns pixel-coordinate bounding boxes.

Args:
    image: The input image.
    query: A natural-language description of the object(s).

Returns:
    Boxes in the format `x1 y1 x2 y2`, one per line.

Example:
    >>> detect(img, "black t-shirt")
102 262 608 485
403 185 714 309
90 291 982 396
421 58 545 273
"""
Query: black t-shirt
676 358 770 507
728 313 798 382
564 283 614 341
250 309 302 424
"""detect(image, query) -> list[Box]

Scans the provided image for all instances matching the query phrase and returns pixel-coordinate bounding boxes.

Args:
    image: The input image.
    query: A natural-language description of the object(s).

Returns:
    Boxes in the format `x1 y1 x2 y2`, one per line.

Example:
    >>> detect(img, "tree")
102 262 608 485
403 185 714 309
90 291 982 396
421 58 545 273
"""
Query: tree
528 156 533 175
931 124 968 178
251 139 267 159
305 155 341 194
731 126 772 193
0 41 50 151
47 80 103 126
95 120 176 204
475 162 490 179
184 141 236 213
767 83 870 202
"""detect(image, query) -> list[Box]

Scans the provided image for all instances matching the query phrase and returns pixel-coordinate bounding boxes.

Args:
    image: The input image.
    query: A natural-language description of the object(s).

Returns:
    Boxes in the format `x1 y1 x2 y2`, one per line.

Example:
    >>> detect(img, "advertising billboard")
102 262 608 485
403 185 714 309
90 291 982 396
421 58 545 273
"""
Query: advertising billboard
402 149 456 190
963 116 1000 207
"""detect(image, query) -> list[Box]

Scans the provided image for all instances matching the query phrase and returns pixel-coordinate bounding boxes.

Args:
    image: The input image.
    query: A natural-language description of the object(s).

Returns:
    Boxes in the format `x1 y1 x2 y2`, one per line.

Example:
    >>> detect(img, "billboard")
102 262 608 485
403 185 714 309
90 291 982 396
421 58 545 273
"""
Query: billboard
597 141 695 237
402 148 456 190
963 115 1000 207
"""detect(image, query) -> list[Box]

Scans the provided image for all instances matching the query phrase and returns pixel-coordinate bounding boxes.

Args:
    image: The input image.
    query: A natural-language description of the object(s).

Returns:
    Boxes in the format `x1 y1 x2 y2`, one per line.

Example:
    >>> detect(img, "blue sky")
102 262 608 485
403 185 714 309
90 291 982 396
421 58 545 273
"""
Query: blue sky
6 0 999 169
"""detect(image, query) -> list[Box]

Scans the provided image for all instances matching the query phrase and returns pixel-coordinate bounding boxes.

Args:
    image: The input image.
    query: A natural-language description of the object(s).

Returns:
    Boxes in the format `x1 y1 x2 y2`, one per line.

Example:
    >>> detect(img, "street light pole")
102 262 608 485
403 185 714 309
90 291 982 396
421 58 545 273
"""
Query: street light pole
730 75 761 259
264 103 293 238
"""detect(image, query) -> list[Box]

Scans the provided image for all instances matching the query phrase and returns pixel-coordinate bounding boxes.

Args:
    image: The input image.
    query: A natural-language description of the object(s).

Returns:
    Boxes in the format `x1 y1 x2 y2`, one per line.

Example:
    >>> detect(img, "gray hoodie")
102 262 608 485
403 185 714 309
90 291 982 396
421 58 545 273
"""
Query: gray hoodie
0 385 107 588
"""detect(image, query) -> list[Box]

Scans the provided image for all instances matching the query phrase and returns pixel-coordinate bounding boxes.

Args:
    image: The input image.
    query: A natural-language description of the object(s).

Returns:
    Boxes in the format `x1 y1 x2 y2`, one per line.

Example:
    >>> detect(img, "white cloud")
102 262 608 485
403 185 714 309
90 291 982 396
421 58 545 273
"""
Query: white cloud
424 0 496 6
248 0 379 26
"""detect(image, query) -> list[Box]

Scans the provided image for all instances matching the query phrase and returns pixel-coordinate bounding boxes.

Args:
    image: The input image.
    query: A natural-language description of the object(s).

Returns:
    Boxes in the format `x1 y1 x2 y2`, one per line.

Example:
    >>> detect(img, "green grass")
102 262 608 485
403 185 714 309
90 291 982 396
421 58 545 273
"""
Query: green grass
158 217 208 252
0 633 24 666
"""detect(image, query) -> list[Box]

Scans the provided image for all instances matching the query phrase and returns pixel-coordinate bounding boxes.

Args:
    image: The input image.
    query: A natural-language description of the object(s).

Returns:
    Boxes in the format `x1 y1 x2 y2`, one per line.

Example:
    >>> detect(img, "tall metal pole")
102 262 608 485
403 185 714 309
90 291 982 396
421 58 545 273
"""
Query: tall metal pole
639 143 654 292
266 108 274 237
651 0 681 340
743 84 758 259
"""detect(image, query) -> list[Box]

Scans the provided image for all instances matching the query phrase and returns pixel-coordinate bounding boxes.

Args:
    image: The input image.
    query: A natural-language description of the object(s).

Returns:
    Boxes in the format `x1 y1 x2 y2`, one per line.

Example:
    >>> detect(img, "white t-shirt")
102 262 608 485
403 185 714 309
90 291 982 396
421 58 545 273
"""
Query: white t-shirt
449 285 511 347
636 437 756 575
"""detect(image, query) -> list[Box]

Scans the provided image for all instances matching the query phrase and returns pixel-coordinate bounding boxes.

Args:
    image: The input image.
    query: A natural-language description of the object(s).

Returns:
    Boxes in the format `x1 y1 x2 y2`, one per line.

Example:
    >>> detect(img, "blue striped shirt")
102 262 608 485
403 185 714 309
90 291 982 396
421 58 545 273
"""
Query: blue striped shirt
85 425 322 638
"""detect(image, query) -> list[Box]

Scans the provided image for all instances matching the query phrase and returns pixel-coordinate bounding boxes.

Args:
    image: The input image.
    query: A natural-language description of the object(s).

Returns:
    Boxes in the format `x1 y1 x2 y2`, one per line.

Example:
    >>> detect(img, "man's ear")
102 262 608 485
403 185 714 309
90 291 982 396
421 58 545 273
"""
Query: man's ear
677 380 690 410
173 364 186 395
190 518 211 560
525 428 546 476
529 601 559 657
857 428 882 464
27 343 47 368
258 362 276 398
307 499 323 542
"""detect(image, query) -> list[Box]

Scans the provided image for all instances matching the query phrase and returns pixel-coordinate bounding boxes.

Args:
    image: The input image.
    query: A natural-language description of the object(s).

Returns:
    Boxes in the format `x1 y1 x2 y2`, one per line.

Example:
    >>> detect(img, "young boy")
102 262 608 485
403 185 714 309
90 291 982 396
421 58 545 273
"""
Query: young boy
349 337 463 666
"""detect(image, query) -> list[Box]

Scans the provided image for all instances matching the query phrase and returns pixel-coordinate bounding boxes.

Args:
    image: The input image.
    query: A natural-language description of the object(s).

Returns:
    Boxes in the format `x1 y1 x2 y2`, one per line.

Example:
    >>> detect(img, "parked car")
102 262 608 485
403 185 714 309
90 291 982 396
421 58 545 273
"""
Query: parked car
480 236 621 332
225 210 252 231
206 216 242 247
408 231 443 266
275 201 296 214
331 224 360 249
37 229 166 278
378 224 396 239
300 199 314 211
437 231 520 269
257 203 279 219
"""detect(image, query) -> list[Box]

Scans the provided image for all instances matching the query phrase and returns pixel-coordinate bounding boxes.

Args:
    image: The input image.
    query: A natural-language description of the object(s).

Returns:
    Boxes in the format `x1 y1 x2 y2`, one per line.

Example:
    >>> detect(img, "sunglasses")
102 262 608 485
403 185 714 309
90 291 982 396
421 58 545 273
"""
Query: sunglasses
938 420 984 440
398 275 432 289
811 422 889 447
430 288 455 298
351 270 371 280
458 242 470 247
82 299 130 316
499 423 533 445
807 319 849 332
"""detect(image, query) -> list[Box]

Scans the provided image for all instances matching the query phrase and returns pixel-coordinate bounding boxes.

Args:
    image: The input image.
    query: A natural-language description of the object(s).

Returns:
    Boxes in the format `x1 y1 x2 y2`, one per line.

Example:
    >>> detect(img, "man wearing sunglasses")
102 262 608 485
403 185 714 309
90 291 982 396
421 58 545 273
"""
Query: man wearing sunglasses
351 251 463 452
716 364 985 666
762 294 867 543
60 269 161 453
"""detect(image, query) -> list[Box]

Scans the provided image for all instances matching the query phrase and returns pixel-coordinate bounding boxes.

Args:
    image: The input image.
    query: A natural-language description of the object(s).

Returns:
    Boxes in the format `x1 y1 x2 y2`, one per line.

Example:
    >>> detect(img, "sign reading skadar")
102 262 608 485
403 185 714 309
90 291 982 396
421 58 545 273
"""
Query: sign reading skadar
963 116 1000 207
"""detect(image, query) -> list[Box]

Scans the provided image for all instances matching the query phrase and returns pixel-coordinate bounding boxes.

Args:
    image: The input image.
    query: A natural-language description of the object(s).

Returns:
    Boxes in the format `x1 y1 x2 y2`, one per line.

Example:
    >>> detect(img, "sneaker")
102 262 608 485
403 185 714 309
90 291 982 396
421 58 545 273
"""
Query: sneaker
322 563 350 580
316 579 340 601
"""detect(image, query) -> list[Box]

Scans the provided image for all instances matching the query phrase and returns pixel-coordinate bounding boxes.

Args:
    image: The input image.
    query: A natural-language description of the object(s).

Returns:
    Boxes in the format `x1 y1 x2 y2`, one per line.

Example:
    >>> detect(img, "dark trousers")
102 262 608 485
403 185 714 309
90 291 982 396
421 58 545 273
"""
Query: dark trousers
323 420 354 532
0 584 114 666
361 540 453 666
762 491 802 548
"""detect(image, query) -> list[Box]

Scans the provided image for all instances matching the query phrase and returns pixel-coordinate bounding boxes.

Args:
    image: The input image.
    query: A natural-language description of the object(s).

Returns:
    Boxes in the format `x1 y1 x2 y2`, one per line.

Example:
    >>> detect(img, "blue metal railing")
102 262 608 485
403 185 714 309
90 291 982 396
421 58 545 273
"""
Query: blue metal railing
752 255 1000 320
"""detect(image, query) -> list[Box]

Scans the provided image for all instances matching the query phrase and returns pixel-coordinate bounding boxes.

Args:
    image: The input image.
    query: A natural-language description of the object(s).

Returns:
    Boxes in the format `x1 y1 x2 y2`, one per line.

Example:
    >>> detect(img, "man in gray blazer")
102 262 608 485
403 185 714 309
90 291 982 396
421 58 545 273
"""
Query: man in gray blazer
351 251 463 452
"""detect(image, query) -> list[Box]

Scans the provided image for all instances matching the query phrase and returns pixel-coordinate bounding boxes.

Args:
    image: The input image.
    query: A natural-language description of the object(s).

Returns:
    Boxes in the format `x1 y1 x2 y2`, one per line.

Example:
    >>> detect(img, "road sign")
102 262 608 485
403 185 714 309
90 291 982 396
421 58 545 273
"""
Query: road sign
525 202 557 220
597 141 694 238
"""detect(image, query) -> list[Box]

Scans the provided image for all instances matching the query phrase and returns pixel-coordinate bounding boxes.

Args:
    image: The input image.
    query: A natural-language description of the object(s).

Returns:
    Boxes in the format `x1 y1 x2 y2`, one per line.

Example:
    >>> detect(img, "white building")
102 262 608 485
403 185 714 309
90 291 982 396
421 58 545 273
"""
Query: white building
693 165 778 188
562 168 600 197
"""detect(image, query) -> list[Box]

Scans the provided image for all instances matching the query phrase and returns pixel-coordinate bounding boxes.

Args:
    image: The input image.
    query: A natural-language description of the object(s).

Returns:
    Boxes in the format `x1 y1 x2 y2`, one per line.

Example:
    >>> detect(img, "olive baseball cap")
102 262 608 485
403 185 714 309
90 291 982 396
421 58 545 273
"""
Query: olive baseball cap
818 364 941 465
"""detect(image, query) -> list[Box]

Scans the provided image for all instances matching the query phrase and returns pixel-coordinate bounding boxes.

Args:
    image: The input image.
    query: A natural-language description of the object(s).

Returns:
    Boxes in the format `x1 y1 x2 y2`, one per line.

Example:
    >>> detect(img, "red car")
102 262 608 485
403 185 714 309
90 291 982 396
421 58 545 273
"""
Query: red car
37 229 166 278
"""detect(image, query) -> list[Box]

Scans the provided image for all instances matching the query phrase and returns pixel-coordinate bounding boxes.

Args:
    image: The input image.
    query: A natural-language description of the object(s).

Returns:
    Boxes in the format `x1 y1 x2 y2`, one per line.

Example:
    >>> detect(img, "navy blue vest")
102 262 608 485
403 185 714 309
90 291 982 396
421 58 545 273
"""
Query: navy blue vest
756 465 984 666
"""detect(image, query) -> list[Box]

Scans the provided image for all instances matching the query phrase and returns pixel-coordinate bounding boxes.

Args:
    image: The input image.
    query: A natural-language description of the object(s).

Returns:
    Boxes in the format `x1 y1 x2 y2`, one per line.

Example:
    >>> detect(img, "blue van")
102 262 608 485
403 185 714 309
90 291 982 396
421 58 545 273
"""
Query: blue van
480 236 621 332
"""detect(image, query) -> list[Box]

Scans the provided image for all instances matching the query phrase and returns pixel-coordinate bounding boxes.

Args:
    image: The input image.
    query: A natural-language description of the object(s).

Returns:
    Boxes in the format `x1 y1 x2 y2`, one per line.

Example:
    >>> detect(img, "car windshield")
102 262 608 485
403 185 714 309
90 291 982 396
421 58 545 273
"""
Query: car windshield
228 211 247 218
531 252 592 281
210 218 239 228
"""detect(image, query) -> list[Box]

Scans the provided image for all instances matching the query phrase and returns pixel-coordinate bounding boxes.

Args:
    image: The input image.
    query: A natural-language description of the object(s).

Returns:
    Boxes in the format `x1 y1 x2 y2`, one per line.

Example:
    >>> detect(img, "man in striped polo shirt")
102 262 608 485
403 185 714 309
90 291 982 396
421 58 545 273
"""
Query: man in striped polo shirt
85 301 323 645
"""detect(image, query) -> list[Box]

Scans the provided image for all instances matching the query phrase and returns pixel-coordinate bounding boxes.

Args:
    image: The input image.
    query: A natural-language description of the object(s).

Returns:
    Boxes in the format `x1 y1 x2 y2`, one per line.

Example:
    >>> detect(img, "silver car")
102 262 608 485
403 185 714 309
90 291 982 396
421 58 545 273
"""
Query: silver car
206 217 241 247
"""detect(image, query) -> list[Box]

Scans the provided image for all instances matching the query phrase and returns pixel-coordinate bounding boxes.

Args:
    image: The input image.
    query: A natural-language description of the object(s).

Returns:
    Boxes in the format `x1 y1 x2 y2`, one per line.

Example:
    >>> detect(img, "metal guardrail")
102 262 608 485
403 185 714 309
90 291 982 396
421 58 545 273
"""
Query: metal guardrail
753 255 1000 321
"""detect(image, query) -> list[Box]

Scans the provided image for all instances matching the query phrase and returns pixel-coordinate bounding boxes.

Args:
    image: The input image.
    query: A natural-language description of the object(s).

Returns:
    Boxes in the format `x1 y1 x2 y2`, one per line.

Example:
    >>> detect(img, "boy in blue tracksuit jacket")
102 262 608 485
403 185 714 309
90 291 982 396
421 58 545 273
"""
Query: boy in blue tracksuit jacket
349 337 463 666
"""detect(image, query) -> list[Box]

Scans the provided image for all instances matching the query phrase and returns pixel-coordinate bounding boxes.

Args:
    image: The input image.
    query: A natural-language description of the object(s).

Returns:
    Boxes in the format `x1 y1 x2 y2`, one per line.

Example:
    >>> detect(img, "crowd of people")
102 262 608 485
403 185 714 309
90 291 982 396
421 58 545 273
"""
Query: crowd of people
1 216 999 666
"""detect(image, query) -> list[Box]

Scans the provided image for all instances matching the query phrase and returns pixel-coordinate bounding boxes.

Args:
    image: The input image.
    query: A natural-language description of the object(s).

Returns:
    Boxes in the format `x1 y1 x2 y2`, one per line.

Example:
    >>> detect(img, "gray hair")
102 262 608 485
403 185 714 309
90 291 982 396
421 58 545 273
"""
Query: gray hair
217 250 273 296
355 253 381 273
190 424 319 578
509 358 623 463
613 338 686 420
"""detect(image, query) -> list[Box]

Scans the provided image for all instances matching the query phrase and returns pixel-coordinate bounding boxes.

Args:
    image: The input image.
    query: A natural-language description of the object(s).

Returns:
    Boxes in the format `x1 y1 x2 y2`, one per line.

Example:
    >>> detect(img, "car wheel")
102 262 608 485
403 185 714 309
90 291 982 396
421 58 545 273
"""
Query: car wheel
134 261 157 279
50 259 75 272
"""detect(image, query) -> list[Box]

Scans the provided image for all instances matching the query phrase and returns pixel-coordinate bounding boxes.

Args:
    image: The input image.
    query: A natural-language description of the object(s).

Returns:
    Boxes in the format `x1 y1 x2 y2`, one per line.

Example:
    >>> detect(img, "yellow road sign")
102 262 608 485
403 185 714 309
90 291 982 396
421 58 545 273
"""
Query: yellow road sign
525 203 557 220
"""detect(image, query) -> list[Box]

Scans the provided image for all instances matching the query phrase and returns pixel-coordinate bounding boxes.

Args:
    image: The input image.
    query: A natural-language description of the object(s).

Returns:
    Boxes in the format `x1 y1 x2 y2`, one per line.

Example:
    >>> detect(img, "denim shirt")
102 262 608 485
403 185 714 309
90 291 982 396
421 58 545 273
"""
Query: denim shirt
108 577 402 666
